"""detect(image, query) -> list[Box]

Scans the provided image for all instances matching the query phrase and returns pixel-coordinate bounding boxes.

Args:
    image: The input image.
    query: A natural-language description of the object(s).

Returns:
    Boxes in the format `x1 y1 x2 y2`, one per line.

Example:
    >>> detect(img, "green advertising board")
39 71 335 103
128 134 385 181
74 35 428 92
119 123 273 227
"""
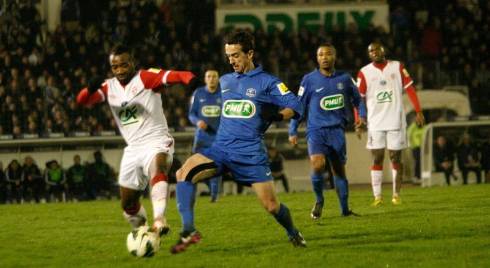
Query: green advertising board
216 4 389 33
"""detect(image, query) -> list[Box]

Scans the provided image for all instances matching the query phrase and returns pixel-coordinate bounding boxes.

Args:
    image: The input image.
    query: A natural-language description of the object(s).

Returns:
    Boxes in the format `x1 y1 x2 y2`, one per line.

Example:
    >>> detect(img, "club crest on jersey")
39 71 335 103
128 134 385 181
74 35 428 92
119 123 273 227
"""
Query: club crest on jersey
320 94 344 110
201 105 221 117
337 82 344 90
277 83 290 95
222 100 256 118
246 88 256 97
380 80 387 86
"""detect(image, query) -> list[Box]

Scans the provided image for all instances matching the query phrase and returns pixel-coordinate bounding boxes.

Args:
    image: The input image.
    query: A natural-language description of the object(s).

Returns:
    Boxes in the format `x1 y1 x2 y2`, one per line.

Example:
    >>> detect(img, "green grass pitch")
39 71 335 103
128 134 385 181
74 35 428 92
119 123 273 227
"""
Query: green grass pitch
1 185 489 268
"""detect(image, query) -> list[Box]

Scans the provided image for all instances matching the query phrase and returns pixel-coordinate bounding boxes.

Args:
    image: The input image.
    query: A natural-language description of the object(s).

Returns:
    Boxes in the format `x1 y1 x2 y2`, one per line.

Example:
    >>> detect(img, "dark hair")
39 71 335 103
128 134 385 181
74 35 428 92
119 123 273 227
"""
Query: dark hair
224 30 255 53
110 44 131 56
318 43 336 54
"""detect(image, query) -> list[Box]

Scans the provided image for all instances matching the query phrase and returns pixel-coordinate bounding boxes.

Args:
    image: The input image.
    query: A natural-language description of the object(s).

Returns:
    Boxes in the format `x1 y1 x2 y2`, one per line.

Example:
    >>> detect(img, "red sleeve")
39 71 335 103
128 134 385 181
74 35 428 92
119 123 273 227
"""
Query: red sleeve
140 69 195 91
76 84 108 106
406 86 422 112
353 107 360 123
399 63 414 89
356 71 367 96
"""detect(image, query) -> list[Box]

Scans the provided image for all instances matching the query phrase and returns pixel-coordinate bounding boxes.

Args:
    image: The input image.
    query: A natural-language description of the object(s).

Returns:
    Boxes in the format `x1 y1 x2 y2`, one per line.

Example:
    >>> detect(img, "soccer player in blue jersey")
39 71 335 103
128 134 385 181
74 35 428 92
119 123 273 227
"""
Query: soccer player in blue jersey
188 69 222 202
288 44 366 219
171 30 306 253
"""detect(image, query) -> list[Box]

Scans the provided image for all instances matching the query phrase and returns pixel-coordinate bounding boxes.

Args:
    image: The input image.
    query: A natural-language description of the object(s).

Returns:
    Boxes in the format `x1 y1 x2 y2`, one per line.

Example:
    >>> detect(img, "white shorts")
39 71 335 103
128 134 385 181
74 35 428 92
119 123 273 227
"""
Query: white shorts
366 128 408 150
118 137 174 191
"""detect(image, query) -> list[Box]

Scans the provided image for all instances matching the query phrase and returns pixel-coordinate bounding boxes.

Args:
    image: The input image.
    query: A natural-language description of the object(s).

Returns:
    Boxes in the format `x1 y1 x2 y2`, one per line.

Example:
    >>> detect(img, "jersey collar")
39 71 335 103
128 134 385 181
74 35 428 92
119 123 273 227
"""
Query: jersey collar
234 65 263 77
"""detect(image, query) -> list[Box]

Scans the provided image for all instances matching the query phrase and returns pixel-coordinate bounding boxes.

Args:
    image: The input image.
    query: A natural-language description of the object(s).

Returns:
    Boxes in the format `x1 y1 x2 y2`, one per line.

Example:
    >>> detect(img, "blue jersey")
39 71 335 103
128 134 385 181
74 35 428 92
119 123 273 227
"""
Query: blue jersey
188 86 222 151
215 65 303 156
289 69 366 136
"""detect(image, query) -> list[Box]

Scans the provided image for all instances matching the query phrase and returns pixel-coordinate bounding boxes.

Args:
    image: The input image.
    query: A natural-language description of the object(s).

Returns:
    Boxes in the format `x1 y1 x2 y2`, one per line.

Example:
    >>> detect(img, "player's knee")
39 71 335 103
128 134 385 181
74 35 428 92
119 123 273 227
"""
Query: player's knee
311 161 324 173
185 162 218 183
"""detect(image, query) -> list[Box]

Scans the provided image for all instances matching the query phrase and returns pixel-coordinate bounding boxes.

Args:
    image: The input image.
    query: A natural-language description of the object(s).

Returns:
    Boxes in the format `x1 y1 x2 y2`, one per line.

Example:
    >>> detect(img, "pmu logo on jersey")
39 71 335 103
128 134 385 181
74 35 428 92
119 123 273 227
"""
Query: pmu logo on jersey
119 105 139 125
246 88 256 97
201 105 221 117
376 91 393 103
222 100 256 118
320 94 344 110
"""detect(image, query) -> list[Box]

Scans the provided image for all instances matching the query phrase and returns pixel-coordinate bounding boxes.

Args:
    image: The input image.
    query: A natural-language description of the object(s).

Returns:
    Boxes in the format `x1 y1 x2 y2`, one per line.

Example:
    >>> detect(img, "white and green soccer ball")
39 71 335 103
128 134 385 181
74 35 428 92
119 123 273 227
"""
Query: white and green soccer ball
126 226 160 257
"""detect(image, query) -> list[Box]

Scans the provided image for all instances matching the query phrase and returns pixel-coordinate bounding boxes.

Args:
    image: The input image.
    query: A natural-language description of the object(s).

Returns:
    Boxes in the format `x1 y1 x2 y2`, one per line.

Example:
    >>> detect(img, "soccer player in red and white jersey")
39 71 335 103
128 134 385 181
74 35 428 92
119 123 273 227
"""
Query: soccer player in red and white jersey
356 42 425 206
76 44 196 238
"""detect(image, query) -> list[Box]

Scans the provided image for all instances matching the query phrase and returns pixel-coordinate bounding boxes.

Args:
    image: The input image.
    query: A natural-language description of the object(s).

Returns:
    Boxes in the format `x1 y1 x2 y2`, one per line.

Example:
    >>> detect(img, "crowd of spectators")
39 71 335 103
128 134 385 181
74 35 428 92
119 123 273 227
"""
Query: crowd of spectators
0 151 117 204
0 0 489 139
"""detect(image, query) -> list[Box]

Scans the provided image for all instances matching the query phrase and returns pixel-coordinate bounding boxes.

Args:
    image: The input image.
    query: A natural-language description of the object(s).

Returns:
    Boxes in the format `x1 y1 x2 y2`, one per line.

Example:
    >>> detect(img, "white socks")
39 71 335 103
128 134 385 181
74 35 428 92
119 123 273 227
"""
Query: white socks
150 180 169 221
371 170 383 198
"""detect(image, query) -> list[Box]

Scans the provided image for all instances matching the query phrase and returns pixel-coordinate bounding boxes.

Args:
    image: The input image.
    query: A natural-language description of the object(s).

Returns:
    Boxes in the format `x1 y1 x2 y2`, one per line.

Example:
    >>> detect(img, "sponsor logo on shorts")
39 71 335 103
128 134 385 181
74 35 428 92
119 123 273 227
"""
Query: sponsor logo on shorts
320 94 344 110
222 100 256 118
201 105 221 117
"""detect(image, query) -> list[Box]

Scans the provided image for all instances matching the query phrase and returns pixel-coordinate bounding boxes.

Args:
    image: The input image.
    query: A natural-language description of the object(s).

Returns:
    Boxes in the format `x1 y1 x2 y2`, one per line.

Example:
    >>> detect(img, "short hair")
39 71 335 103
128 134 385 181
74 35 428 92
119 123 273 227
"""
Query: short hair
110 44 131 56
318 43 336 54
224 30 255 53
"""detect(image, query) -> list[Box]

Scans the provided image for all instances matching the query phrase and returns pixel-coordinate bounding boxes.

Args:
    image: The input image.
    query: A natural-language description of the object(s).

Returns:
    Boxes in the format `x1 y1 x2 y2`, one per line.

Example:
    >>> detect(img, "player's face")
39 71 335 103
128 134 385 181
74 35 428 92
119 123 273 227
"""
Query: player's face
317 46 336 70
110 53 135 84
225 44 253 74
368 43 385 63
204 70 219 92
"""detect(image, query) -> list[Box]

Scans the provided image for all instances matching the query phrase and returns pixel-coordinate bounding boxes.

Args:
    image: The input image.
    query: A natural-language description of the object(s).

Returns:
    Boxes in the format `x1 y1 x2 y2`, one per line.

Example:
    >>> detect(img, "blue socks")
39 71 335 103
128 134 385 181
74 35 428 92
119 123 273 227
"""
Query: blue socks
311 172 324 204
334 176 349 215
273 203 297 237
176 181 197 233
207 176 221 202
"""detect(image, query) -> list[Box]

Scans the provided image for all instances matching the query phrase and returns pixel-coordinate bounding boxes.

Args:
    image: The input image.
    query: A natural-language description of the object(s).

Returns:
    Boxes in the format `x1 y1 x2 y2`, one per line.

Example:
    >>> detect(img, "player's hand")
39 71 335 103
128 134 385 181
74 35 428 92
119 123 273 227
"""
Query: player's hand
87 76 105 94
197 120 207 130
355 118 366 140
289 135 298 146
415 111 425 127
261 105 283 122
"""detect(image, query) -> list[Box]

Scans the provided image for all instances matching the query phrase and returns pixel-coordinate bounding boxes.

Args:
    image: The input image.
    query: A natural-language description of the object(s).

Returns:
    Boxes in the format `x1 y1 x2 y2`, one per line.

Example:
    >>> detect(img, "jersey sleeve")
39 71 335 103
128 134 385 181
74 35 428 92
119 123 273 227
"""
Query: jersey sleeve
267 78 303 121
76 83 108 106
140 68 195 91
188 90 200 125
399 63 414 89
288 78 309 136
356 71 367 97
347 75 366 118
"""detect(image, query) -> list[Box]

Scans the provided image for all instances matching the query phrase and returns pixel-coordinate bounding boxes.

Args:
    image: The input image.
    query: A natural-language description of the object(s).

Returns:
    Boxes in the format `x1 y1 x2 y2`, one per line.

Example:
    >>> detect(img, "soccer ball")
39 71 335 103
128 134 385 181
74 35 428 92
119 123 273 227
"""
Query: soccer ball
126 226 160 257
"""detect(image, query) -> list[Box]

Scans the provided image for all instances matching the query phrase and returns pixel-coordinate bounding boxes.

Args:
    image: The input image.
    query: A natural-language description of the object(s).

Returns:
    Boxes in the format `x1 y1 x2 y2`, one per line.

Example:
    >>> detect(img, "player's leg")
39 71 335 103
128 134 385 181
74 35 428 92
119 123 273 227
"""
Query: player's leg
120 186 146 229
368 130 386 206
252 181 306 247
388 150 402 204
309 154 326 219
328 157 353 216
147 152 171 235
171 153 218 254
207 175 221 202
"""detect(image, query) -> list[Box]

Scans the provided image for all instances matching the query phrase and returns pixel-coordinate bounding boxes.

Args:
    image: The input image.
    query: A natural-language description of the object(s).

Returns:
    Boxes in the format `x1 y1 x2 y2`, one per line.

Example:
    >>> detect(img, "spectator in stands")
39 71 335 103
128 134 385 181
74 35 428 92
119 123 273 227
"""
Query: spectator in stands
457 134 482 184
0 161 7 204
86 150 116 200
22 156 44 203
268 146 290 193
66 154 87 201
407 119 426 182
44 160 67 202
433 135 457 185
5 159 23 203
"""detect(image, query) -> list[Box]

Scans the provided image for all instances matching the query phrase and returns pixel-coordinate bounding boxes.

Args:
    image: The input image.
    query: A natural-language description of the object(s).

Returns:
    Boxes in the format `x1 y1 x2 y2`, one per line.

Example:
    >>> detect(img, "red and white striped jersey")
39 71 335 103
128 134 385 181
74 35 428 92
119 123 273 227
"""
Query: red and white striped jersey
357 60 413 131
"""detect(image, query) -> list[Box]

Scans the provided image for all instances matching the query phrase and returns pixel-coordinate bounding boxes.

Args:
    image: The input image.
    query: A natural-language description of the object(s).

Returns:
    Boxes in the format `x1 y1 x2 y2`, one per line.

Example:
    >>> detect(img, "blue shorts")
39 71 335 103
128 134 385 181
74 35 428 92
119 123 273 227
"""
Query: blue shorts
201 146 272 186
307 127 347 164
